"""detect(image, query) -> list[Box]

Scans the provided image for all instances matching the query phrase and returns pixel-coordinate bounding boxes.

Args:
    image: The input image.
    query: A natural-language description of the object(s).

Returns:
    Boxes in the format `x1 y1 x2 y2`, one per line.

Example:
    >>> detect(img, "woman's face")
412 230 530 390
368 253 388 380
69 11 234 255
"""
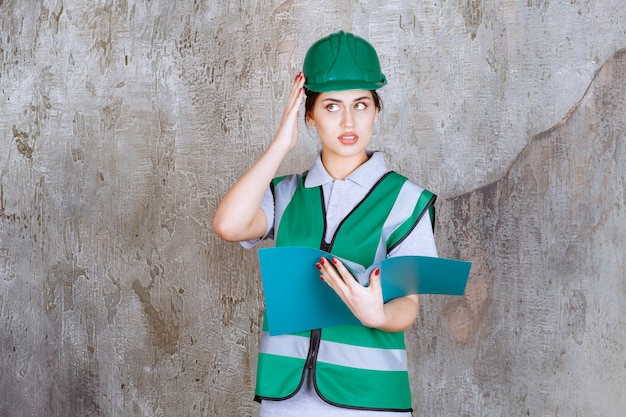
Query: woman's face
306 89 379 165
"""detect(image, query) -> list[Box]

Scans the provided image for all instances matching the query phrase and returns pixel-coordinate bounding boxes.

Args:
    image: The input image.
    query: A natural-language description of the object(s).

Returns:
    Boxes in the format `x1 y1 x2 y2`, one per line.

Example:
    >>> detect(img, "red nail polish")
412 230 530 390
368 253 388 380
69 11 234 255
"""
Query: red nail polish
320 275 324 281
315 263 322 270
375 268 380 276
320 257 325 265
332 258 338 265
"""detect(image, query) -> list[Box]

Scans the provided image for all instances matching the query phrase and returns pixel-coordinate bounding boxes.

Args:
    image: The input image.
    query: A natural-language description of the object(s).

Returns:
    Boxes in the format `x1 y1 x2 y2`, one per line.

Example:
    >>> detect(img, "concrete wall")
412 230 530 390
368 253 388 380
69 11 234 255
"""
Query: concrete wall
0 1 624 416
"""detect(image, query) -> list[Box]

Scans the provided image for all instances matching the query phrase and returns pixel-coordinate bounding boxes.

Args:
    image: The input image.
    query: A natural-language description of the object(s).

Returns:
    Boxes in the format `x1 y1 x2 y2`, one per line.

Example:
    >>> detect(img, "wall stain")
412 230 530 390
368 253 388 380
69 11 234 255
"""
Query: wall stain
459 0 483 40
11 65 53 159
103 275 121 325
131 270 181 355
13 125 33 159
38 1 64 35
100 97 123 132
220 294 245 327
88 6 114 69
43 259 88 321
270 0 295 23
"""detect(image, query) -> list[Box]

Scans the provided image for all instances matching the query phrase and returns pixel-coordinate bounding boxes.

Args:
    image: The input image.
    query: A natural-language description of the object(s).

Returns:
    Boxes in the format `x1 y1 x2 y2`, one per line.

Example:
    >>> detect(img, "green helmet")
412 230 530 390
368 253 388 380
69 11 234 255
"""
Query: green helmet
303 31 387 93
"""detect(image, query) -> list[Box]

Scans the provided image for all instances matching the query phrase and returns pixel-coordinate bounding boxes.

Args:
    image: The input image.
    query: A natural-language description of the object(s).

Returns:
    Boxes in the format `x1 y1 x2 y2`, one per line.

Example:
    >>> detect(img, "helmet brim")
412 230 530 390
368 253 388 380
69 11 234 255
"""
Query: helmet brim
304 77 387 93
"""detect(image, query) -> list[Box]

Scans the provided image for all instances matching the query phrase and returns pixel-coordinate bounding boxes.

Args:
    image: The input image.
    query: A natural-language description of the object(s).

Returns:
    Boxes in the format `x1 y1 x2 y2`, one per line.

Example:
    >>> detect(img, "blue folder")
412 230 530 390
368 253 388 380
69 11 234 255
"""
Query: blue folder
258 246 471 335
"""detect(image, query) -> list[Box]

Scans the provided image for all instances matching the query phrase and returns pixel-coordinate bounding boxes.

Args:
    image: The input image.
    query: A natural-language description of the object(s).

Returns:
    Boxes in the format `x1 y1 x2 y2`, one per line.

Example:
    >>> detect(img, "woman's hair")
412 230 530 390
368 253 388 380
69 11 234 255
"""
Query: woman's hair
304 88 383 122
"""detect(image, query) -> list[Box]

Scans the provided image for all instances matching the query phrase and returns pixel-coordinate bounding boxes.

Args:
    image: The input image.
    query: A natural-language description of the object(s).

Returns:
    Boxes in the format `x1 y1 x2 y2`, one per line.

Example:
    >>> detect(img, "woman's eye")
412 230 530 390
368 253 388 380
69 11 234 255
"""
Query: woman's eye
326 103 340 112
354 102 367 110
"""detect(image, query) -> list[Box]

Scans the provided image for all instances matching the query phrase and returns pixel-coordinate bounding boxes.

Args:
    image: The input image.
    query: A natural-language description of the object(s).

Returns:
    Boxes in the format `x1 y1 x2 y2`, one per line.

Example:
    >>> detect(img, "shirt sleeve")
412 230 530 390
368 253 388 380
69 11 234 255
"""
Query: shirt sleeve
387 212 438 258
239 185 275 249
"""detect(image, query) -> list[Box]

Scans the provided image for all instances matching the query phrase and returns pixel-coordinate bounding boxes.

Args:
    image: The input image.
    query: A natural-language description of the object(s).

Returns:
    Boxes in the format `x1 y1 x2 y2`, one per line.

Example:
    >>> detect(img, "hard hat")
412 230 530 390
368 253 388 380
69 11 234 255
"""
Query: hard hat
303 31 387 92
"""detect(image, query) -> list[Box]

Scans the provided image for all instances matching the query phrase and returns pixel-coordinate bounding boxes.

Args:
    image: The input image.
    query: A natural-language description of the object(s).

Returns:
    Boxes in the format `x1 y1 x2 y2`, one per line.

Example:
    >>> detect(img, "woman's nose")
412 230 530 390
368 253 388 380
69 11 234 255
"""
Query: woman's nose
342 109 354 128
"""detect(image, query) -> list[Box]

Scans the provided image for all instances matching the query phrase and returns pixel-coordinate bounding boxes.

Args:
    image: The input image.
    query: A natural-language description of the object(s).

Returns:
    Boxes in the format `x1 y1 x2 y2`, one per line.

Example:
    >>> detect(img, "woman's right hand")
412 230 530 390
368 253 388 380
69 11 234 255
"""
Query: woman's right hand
273 72 306 151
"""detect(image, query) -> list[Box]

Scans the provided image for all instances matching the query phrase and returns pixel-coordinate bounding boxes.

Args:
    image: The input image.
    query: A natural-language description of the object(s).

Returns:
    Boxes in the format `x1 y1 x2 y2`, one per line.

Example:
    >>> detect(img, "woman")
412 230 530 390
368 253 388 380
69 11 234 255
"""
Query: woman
213 31 437 416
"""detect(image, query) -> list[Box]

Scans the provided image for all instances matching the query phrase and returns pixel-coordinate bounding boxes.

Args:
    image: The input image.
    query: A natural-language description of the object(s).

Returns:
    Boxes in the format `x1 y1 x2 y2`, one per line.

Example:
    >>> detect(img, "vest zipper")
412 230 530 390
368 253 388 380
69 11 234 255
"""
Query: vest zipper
320 241 332 253
310 241 333 375
305 328 321 369
310 188 328 373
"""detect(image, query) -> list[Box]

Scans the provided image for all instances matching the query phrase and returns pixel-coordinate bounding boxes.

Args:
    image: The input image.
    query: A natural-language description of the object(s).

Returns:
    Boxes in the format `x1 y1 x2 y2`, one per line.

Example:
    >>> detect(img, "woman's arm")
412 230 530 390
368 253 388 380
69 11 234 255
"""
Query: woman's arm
213 74 305 242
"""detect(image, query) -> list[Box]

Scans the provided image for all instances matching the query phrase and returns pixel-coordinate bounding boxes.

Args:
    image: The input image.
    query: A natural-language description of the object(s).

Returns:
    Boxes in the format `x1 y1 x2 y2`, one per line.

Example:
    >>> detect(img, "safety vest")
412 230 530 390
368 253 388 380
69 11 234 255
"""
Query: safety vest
254 170 436 411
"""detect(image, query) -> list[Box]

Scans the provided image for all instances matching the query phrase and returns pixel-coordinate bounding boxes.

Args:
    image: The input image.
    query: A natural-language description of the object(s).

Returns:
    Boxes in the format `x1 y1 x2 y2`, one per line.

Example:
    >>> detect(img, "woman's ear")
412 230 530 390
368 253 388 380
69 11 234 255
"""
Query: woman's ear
306 112 315 127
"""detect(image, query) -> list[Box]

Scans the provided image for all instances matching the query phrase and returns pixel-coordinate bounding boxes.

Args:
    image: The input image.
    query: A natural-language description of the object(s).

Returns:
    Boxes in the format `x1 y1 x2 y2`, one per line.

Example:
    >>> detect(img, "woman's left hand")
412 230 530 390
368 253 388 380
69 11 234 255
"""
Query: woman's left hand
316 257 387 328
316 257 420 332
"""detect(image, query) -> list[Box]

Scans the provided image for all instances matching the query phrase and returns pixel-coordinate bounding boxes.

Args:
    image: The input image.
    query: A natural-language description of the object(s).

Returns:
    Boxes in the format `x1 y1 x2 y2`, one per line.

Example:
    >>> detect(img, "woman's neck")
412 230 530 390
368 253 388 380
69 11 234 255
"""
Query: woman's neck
321 152 369 180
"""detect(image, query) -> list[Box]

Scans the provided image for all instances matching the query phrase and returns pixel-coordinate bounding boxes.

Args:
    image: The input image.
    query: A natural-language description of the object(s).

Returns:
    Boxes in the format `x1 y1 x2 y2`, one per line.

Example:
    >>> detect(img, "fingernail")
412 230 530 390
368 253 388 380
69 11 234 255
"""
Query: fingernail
320 275 325 281
332 258 338 265
320 257 325 265
375 268 380 276
315 263 322 270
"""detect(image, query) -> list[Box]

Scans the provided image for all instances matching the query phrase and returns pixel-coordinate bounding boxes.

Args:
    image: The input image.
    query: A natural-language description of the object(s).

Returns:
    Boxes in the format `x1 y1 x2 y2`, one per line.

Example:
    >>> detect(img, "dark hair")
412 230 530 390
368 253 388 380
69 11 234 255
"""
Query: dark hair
304 89 383 122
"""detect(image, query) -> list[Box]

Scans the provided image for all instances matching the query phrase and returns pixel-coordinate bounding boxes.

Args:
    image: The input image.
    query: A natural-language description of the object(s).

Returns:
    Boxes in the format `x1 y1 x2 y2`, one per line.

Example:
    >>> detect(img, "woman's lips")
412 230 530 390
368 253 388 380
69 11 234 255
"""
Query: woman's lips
338 133 358 145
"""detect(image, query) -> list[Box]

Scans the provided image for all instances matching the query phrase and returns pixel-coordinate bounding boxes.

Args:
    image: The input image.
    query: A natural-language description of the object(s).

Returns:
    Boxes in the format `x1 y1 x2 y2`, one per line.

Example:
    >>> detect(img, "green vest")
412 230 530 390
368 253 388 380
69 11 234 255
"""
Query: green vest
254 171 436 411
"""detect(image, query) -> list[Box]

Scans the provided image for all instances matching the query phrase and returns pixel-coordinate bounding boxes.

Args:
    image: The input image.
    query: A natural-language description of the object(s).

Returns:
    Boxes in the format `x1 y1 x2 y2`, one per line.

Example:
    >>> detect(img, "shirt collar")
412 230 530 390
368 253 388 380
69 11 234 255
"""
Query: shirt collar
304 150 389 189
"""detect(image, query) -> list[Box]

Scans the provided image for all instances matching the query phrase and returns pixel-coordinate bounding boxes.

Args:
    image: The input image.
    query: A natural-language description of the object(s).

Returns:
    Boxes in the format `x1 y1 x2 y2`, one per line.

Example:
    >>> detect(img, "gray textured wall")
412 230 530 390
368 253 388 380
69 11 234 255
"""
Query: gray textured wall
1 1 625 416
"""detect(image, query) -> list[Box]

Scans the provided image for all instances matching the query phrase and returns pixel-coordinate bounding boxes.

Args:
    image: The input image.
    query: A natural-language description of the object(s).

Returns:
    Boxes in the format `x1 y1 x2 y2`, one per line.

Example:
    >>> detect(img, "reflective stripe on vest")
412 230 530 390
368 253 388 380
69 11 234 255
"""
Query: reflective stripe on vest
259 332 309 360
270 174 300 240
259 331 407 371
255 171 436 411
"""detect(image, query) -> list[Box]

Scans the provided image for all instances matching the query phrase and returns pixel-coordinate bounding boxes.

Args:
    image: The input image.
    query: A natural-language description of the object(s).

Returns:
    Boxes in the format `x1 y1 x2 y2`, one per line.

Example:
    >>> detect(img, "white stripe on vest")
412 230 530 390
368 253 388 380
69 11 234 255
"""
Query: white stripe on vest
375 180 426 261
318 339 408 371
259 332 309 360
272 175 301 239
259 332 407 372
